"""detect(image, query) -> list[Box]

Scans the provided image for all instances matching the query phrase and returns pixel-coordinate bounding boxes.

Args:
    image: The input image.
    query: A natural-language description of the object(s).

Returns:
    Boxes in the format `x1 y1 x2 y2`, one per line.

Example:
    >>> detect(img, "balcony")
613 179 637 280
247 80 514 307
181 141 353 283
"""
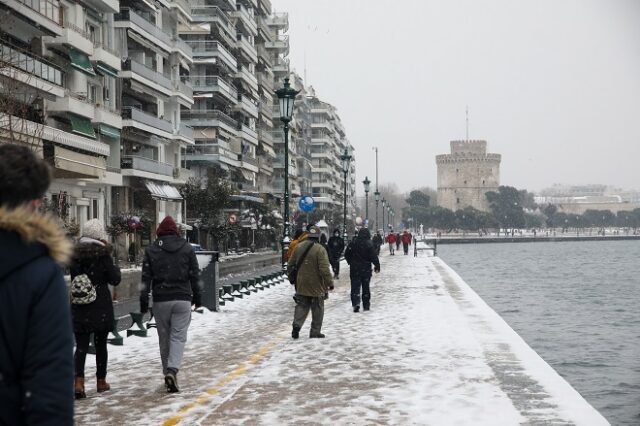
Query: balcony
181 109 238 135
191 6 232 29
239 125 258 145
173 80 193 105
188 75 237 103
266 13 288 31
48 90 95 120
171 37 192 61
122 106 173 136
187 40 237 71
233 4 257 35
169 0 191 18
234 95 258 119
93 105 122 129
121 59 172 95
256 45 272 65
235 65 259 92
91 43 120 71
3 0 63 36
0 42 64 97
264 36 289 55
173 122 194 144
236 34 257 62
44 23 93 55
121 155 173 177
257 71 274 91
115 9 172 52
184 142 240 166
272 57 289 73
173 167 194 182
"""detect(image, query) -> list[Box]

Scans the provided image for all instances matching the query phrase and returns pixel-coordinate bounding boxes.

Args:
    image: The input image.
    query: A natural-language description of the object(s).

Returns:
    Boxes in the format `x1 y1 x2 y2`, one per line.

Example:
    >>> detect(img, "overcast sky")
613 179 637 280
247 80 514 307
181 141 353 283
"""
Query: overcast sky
271 0 640 194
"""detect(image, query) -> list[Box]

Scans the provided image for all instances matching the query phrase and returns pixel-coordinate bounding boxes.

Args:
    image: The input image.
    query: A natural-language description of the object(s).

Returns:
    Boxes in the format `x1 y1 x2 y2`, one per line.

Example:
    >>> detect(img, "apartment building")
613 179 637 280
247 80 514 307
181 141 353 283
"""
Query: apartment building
0 0 122 229
113 0 194 227
181 0 263 197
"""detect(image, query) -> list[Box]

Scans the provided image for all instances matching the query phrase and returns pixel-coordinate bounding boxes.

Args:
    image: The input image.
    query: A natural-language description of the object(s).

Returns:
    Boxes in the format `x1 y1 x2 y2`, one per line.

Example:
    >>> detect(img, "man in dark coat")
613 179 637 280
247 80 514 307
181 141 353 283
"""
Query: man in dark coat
0 144 74 425
141 216 201 393
372 231 383 255
327 228 345 279
344 228 380 312
70 219 121 399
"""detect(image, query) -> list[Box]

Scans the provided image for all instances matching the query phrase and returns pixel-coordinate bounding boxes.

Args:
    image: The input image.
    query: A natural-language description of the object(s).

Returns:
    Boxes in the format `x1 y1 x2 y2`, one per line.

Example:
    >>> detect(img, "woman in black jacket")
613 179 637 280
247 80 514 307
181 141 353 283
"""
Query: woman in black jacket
70 219 121 399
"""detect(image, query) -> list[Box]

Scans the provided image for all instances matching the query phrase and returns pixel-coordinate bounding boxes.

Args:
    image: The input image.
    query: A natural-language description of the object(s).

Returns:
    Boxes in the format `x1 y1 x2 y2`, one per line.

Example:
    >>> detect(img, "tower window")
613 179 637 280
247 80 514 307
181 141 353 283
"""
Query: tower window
456 198 460 203
464 180 467 184
482 180 485 185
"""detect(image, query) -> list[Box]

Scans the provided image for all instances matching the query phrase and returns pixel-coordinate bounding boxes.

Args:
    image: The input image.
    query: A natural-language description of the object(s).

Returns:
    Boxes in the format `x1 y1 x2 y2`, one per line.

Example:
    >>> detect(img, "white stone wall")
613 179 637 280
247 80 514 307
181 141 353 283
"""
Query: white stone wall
436 140 501 212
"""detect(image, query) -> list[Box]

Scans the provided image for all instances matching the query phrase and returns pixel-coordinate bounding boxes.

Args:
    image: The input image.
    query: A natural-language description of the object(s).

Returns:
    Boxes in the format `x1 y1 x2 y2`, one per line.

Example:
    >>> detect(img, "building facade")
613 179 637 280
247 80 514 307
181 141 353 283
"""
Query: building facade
436 140 500 212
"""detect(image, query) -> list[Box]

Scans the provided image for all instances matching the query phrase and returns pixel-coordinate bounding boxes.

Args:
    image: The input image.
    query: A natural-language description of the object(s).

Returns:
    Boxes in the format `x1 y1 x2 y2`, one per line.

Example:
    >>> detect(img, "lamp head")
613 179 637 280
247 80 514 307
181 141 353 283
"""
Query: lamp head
275 77 300 122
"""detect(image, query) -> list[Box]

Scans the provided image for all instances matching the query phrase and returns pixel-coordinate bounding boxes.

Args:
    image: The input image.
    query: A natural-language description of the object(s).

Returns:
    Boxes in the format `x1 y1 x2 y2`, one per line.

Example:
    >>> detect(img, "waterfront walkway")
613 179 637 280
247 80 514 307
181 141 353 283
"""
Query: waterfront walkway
74 249 608 425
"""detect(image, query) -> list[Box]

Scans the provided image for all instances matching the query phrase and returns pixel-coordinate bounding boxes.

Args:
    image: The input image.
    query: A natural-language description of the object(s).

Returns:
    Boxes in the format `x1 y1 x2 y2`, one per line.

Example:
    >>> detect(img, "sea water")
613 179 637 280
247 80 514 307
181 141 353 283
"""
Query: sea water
439 240 640 426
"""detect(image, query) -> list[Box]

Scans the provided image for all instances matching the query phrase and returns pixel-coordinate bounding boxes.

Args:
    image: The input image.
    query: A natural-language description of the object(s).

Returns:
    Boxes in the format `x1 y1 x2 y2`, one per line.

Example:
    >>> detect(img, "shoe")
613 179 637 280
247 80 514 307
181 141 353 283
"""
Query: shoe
74 377 86 400
164 369 179 393
363 307 370 311
96 378 110 393
309 333 325 338
353 306 360 313
292 326 300 339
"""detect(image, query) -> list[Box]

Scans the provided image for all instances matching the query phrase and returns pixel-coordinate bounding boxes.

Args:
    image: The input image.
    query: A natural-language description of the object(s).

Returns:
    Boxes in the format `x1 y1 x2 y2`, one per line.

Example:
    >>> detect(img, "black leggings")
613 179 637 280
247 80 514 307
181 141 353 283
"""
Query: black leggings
74 332 109 379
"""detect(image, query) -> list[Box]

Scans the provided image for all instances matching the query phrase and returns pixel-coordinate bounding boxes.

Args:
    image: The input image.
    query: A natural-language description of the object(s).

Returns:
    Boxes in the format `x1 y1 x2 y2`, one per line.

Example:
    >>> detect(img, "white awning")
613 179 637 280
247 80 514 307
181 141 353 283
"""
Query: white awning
260 143 276 158
240 169 254 181
145 181 183 201
43 126 110 156
193 58 217 64
193 93 214 99
52 146 106 178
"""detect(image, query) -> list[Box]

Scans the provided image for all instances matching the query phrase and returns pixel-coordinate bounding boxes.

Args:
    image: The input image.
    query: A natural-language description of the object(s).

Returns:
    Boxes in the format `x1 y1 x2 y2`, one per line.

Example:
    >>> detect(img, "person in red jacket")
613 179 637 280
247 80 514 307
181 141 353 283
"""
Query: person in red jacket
401 230 412 255
386 232 397 255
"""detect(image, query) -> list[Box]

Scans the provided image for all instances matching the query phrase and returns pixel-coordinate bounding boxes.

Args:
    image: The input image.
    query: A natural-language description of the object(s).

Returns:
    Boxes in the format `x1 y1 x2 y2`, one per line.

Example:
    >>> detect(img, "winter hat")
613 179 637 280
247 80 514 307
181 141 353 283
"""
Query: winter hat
156 216 179 237
82 219 107 242
307 225 320 239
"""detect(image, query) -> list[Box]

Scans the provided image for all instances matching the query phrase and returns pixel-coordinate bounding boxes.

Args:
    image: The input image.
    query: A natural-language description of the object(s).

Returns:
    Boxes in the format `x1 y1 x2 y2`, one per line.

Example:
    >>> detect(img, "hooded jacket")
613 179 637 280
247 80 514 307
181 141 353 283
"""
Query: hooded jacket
0 207 74 426
141 234 201 306
287 239 333 297
70 239 121 333
345 228 380 277
327 231 345 259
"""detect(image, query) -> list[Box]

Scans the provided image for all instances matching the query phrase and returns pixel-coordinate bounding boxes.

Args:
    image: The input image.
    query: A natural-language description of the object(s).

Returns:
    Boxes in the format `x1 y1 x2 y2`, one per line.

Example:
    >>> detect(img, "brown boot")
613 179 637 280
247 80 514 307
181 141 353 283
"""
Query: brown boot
96 378 110 393
74 377 86 399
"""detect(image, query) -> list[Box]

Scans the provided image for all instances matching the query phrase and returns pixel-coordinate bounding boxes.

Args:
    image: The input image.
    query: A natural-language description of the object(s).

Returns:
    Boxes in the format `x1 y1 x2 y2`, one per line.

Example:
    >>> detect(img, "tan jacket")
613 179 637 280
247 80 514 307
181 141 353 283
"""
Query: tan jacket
287 239 333 297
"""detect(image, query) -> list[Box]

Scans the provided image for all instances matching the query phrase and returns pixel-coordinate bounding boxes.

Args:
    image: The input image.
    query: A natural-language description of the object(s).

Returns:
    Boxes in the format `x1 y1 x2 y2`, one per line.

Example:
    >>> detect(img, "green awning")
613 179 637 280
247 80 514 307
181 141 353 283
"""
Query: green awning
95 63 119 78
69 115 96 139
99 124 120 139
69 49 95 76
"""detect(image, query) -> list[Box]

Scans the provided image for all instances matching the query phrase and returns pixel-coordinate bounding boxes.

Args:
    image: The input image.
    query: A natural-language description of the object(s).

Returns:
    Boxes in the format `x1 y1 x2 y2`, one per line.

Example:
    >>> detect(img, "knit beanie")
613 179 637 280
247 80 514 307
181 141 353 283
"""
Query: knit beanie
82 219 107 241
156 216 179 237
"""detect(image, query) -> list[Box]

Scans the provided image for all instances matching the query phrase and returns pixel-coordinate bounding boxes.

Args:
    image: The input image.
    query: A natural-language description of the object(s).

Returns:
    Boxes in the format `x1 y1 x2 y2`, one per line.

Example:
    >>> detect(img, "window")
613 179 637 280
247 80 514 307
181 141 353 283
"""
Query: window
92 199 99 219
87 83 97 103
457 198 460 204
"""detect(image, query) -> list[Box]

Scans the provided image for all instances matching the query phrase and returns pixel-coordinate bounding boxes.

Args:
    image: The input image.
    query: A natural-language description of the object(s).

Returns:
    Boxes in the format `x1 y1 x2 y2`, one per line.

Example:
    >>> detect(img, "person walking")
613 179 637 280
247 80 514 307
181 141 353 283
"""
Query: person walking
386 232 397 255
288 226 333 339
344 228 380 312
401 230 412 255
70 219 121 399
372 230 383 255
0 144 74 425
140 216 201 393
327 228 345 279
395 232 401 251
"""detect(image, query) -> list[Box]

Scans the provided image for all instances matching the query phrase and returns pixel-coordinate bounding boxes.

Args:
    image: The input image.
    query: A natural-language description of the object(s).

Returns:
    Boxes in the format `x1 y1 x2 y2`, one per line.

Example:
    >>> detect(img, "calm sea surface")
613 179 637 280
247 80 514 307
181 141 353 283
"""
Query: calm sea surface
438 240 640 426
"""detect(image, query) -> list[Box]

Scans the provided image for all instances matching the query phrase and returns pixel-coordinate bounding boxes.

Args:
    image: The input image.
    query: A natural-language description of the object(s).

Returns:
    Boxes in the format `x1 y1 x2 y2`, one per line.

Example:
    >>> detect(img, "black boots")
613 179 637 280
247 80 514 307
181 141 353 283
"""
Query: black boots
291 325 300 339
353 305 360 313
164 368 179 393
309 333 325 338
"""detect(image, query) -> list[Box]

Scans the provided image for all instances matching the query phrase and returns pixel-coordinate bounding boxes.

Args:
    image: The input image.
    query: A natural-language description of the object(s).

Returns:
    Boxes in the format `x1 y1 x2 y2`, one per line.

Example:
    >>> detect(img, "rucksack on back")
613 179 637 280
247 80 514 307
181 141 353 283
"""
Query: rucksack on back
70 274 96 305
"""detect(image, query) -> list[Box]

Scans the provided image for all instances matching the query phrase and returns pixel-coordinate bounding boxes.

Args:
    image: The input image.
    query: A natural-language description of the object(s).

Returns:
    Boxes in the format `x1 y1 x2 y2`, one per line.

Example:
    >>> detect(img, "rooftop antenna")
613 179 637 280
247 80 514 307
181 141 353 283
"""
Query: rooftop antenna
466 105 469 142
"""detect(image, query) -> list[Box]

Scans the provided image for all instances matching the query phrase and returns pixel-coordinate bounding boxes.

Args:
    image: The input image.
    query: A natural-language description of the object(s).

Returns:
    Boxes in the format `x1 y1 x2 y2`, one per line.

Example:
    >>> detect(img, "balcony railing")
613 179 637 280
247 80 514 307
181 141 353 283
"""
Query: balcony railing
174 80 193 98
191 5 231 25
182 109 238 129
64 22 90 39
121 155 173 176
187 75 237 100
0 42 63 86
240 154 258 166
185 40 237 69
122 59 172 90
177 122 194 139
115 9 172 47
172 37 192 57
17 0 62 24
121 107 173 133
170 0 191 15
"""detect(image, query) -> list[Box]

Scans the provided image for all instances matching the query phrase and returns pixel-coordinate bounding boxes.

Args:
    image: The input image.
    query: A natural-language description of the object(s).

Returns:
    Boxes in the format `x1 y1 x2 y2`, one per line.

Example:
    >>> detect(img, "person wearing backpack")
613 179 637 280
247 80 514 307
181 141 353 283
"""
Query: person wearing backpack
345 228 380 312
140 216 201 393
287 226 333 339
70 219 121 399
0 144 74 425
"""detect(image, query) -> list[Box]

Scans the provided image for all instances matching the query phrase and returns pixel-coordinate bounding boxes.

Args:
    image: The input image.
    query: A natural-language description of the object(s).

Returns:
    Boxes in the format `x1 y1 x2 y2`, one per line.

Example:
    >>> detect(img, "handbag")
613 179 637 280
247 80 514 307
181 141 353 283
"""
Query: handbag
70 274 96 305
288 241 315 285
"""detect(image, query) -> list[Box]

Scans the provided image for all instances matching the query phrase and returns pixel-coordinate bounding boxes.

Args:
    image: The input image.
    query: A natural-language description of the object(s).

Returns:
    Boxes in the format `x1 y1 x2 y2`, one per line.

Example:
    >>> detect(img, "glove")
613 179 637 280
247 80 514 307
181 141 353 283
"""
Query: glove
329 284 335 291
140 299 148 314
374 267 380 273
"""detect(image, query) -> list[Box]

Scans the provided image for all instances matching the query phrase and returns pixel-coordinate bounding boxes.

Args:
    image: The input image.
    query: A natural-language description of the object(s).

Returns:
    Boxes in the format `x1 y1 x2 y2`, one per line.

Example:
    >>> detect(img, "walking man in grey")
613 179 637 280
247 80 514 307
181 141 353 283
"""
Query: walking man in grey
140 216 201 392
288 226 334 339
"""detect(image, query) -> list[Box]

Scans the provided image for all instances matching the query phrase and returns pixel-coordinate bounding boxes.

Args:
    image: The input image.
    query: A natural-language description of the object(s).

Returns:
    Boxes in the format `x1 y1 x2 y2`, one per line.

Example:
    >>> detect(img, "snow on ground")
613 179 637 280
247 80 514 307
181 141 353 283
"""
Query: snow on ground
74 247 608 426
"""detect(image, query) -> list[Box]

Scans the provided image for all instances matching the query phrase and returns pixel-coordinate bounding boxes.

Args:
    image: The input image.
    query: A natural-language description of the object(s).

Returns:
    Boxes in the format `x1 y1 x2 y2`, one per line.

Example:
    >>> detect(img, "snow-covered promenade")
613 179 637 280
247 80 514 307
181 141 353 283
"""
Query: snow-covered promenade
74 249 608 425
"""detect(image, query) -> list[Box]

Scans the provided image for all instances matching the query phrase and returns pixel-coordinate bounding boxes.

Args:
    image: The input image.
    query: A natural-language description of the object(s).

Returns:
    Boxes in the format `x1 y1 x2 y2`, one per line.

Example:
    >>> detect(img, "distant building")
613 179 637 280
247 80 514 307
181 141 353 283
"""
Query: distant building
436 140 501 212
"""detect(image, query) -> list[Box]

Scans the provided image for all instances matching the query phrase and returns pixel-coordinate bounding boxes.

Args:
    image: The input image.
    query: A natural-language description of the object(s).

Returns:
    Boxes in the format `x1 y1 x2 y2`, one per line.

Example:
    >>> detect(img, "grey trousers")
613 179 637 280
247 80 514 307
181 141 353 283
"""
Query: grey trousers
292 295 324 335
153 300 191 374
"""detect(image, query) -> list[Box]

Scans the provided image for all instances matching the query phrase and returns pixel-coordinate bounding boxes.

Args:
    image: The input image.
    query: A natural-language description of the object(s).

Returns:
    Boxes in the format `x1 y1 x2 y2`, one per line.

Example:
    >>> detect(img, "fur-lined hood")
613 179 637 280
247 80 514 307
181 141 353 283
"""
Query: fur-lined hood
0 207 73 266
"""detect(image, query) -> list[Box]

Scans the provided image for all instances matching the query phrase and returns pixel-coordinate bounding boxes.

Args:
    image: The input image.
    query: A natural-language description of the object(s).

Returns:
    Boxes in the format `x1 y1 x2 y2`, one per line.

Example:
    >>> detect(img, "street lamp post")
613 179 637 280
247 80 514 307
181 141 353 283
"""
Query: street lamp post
363 176 371 227
340 148 352 243
275 77 299 269
374 190 380 232
381 198 386 233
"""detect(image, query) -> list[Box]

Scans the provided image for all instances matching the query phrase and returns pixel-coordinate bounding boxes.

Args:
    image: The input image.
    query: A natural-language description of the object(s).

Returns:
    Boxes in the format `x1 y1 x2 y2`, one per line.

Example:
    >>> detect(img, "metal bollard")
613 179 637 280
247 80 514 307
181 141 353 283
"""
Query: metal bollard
254 276 264 290
231 283 243 299
248 278 258 293
108 318 124 346
222 284 235 301
240 280 251 295
127 312 148 337
218 288 226 306
198 251 220 312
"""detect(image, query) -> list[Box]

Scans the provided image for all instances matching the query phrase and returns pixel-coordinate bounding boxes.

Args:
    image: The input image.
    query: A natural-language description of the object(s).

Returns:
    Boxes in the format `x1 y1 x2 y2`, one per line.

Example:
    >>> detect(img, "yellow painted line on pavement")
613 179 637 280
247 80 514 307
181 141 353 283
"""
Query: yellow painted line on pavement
162 336 283 426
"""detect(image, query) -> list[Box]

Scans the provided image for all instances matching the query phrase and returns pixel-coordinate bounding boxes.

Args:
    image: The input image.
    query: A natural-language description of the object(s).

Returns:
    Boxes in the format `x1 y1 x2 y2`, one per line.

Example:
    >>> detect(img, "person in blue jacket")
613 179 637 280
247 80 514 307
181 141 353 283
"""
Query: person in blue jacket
0 144 74 425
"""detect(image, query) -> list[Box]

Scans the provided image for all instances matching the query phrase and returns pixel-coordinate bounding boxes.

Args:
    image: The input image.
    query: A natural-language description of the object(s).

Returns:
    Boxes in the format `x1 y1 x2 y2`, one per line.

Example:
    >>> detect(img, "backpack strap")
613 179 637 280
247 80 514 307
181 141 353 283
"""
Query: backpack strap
295 241 315 271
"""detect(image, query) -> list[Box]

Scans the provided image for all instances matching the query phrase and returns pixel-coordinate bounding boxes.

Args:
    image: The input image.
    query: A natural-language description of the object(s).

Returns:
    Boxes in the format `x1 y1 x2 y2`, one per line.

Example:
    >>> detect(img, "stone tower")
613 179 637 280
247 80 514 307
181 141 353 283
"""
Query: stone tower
436 140 501 212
